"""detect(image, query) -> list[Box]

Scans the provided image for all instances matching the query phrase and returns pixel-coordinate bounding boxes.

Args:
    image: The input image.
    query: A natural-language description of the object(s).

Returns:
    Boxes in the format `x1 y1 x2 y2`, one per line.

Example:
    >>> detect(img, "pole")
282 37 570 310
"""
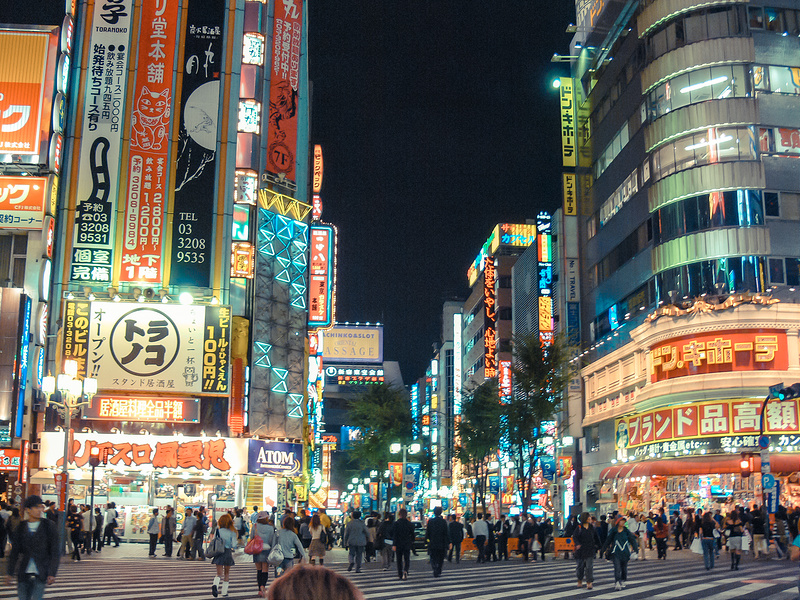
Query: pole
401 445 407 507
90 462 96 539
58 396 72 555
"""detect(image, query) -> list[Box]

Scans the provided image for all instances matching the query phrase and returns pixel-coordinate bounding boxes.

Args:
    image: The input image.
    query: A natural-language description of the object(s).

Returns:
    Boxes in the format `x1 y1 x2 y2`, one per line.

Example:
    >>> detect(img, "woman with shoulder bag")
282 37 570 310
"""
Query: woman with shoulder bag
273 516 307 577
248 511 276 598
308 514 327 566
211 514 238 597
601 516 638 591
723 510 745 571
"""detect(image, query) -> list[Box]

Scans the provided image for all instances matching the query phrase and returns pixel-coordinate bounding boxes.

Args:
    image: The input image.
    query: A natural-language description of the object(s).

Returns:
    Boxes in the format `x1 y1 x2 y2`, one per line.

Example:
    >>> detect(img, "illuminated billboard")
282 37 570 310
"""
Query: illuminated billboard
468 223 536 286
83 396 200 423
0 30 52 158
119 0 180 283
69 0 133 283
0 176 48 229
265 0 304 184
308 225 335 328
538 213 553 344
61 300 230 395
322 326 383 364
484 258 497 378
559 77 576 167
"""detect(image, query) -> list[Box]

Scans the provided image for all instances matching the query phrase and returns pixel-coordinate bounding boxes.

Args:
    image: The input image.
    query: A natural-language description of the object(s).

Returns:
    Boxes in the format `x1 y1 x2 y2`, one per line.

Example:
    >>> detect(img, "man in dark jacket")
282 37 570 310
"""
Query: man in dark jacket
573 512 597 589
426 506 449 577
392 508 415 580
495 514 511 560
447 515 463 563
520 514 535 561
6 495 59 599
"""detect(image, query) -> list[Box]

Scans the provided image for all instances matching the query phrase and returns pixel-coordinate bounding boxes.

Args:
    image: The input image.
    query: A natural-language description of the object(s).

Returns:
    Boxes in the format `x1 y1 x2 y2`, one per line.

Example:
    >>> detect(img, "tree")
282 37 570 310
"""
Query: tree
505 333 571 515
455 379 503 516
345 384 413 510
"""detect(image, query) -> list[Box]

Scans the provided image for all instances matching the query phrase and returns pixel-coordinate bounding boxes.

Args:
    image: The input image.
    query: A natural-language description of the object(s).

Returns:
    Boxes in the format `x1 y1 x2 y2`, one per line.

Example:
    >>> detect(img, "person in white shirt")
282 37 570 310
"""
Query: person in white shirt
104 503 120 547
472 514 489 563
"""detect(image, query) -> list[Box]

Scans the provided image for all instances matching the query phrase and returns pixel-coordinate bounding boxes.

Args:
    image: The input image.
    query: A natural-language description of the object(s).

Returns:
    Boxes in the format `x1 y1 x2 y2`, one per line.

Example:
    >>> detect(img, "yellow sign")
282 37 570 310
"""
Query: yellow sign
563 173 576 216
539 296 552 333
322 326 383 363
559 77 576 167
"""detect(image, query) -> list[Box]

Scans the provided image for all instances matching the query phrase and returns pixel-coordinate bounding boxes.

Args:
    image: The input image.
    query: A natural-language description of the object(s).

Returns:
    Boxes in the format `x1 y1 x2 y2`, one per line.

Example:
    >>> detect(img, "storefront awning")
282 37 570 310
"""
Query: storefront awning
29 470 97 485
624 454 800 477
599 464 637 480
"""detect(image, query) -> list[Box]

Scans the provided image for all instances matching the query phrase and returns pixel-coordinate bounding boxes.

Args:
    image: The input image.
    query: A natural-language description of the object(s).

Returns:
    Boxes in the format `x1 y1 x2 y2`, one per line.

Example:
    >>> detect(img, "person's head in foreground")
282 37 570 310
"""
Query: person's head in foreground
267 565 364 600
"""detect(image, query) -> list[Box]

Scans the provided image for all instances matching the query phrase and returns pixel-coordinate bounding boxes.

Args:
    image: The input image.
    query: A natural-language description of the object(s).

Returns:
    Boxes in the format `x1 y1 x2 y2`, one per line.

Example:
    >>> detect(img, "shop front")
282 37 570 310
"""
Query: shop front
33 432 302 541
582 300 800 515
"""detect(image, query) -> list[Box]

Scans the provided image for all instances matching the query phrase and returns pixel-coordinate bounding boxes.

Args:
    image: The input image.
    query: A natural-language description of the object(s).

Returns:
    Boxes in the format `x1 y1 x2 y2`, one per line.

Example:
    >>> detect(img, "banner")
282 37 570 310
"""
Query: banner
322 326 382 363
308 225 334 327
70 0 133 283
120 0 180 283
0 30 50 157
0 176 48 229
265 0 303 183
169 0 225 287
248 439 302 477
559 77 576 167
61 300 230 395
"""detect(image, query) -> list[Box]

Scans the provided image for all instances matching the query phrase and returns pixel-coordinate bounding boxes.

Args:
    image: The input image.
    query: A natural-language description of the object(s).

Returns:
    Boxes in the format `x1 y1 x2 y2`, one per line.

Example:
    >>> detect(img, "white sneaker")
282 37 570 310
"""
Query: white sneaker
621 581 627 589
615 582 621 590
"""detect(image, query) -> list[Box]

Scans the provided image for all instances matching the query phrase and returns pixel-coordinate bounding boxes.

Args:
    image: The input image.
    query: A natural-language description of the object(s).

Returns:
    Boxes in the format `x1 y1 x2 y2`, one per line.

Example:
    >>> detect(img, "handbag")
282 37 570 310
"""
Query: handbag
532 540 542 551
713 529 721 539
244 535 263 555
206 533 226 559
690 537 703 554
267 542 285 566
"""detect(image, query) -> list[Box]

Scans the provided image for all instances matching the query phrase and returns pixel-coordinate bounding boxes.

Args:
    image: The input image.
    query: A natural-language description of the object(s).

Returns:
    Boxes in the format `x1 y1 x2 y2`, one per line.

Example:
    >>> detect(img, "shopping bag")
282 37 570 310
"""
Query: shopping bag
690 537 703 554
741 534 751 552
532 540 542 551
630 552 638 561
244 536 263 555
267 543 285 566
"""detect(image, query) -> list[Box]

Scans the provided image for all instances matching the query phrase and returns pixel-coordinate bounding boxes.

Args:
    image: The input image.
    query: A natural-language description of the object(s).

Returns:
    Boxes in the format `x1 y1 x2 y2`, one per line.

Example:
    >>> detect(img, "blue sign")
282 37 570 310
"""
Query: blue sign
15 296 30 438
762 473 776 491
489 476 500 495
541 457 556 482
442 498 449 510
567 302 580 345
766 482 780 514
459 493 468 506
248 440 302 477
340 426 362 451
758 435 770 449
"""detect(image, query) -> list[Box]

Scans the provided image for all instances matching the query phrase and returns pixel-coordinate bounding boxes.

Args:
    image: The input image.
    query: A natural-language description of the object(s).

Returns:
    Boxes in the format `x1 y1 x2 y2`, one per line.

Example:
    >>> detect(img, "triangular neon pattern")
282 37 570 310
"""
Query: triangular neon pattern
287 394 304 418
253 342 272 368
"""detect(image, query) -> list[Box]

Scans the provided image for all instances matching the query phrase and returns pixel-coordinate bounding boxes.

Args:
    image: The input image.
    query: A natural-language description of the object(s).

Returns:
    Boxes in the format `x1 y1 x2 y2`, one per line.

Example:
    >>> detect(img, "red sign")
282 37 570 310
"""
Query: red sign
650 329 787 383
120 0 180 283
0 448 21 472
308 225 334 327
54 472 67 510
484 259 497 377
499 360 512 398
265 0 303 183
19 440 29 484
0 176 48 229
83 396 200 423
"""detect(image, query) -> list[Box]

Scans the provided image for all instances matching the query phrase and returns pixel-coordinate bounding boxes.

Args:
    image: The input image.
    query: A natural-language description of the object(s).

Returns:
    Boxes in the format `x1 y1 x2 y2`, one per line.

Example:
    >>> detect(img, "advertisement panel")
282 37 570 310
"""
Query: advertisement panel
265 0 303 183
563 172 576 216
559 77 576 167
650 329 787 383
322 326 382 363
169 0 225 287
247 439 302 477
83 395 200 423
615 398 800 458
484 258 497 377
39 432 248 474
0 30 50 156
61 301 230 395
308 225 334 327
119 0 180 283
69 0 133 284
0 176 48 229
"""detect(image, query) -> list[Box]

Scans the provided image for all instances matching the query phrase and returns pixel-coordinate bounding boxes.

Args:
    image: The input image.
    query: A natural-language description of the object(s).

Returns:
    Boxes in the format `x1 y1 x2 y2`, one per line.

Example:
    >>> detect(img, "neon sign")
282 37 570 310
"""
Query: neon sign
484 258 497 377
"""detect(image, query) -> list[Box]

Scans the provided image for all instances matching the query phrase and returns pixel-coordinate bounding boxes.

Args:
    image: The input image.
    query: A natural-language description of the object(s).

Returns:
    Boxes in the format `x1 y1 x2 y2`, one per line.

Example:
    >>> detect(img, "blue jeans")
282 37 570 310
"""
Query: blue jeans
702 538 716 570
17 576 46 600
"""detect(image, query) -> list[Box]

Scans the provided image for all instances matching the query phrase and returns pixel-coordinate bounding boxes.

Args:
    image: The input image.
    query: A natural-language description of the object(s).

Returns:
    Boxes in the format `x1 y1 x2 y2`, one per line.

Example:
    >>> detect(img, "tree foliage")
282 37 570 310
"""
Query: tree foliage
505 333 572 514
455 379 503 515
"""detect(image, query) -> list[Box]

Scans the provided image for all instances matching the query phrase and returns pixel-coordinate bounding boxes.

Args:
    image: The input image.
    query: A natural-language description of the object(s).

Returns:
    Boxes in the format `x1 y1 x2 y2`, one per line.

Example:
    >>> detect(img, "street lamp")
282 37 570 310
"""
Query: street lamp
390 441 421 505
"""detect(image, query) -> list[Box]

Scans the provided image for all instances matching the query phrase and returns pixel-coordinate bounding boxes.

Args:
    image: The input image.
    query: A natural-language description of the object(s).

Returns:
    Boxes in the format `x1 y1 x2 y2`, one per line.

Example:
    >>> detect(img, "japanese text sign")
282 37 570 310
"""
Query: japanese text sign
0 176 47 229
563 172 576 216
650 329 787 383
559 77 576 167
484 258 497 377
265 0 304 183
615 397 800 453
247 439 302 477
61 300 230 395
0 30 50 157
40 432 247 474
308 225 334 327
120 0 180 284
0 448 20 472
83 395 200 423
69 0 133 284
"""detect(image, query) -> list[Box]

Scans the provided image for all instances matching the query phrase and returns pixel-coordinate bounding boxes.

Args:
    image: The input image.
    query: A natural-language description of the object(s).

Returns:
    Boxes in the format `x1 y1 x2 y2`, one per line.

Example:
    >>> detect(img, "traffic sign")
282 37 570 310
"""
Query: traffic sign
762 473 776 490
758 435 770 449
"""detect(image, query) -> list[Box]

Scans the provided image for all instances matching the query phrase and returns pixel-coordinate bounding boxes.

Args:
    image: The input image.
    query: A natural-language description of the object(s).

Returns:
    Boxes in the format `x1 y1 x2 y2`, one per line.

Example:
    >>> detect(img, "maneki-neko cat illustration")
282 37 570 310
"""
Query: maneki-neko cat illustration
131 87 171 151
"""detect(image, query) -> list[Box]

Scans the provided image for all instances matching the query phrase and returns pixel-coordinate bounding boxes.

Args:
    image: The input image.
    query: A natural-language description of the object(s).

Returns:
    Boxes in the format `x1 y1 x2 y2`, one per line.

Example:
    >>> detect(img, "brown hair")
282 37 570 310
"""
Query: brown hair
217 513 237 533
267 565 364 600
282 515 295 530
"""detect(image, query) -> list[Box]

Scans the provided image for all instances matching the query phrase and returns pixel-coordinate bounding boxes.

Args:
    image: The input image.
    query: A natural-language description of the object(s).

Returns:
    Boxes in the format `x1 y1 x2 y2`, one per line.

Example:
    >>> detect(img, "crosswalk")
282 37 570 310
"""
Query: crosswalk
0 550 795 599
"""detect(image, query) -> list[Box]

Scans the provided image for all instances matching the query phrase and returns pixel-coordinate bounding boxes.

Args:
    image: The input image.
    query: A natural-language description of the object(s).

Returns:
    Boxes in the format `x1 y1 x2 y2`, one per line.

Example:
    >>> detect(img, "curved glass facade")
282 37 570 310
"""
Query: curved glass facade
656 255 766 301
653 190 764 245
647 64 750 121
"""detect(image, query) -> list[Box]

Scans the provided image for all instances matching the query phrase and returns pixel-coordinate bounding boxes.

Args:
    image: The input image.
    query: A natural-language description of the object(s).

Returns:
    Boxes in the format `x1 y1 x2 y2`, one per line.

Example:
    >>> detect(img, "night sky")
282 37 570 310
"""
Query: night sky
308 2 574 382
2 1 575 384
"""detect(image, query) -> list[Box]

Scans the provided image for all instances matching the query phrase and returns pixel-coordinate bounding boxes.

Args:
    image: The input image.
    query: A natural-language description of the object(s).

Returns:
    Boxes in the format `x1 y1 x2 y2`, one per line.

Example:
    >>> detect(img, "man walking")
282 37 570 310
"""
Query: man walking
447 514 463 563
6 496 59 600
472 513 489 563
573 512 597 590
343 510 368 573
92 508 103 553
161 507 176 558
103 503 120 547
496 514 510 561
392 508 415 580
193 508 207 560
426 506 449 577
80 505 94 555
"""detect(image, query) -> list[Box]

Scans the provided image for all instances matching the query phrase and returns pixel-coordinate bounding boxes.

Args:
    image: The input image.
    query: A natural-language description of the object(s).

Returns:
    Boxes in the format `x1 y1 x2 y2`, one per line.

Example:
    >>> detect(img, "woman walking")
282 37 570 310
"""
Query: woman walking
377 513 394 570
66 506 82 562
654 516 668 559
723 510 745 571
700 511 720 570
249 511 276 598
275 516 307 577
602 516 638 591
308 514 327 566
211 513 238 597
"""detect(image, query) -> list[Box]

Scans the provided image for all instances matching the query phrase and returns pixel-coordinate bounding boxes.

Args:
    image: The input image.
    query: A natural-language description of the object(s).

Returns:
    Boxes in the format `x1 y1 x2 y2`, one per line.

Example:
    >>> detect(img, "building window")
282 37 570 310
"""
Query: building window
498 276 512 289
787 258 800 287
497 307 512 321
765 192 780 217
769 258 785 284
